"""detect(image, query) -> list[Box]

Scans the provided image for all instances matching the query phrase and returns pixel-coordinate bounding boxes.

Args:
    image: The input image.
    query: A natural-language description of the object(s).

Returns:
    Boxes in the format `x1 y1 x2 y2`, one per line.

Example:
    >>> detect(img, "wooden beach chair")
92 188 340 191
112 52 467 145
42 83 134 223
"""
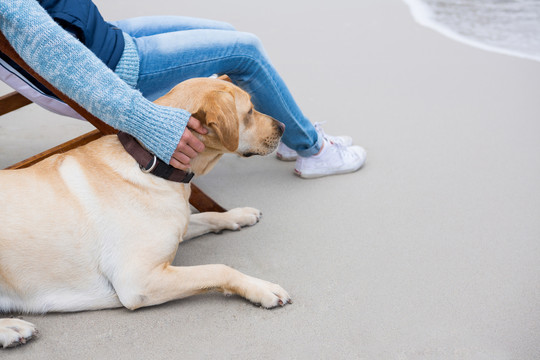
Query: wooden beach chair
0 31 225 213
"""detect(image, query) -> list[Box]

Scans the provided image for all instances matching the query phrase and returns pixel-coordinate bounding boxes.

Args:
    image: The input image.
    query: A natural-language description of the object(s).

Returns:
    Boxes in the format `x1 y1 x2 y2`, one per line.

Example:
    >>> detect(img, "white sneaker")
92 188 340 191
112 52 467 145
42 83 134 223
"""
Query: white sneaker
276 142 299 161
276 122 353 161
294 140 367 179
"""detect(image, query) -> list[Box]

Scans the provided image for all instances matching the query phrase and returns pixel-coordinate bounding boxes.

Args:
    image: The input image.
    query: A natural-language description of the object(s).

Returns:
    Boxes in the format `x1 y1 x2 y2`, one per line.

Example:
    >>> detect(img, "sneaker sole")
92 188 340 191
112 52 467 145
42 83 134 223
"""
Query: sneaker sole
276 153 297 161
295 160 366 179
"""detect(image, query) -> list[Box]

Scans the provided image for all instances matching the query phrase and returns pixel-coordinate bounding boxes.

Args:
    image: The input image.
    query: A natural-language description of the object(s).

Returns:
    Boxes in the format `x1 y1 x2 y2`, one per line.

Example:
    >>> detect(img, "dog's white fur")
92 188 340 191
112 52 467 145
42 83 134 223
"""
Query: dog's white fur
0 78 290 348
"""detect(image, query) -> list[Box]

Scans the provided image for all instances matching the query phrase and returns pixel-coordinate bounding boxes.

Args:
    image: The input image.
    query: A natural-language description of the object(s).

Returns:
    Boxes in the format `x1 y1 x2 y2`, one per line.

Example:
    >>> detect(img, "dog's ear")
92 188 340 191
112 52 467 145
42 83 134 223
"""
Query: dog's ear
195 90 239 152
218 74 233 83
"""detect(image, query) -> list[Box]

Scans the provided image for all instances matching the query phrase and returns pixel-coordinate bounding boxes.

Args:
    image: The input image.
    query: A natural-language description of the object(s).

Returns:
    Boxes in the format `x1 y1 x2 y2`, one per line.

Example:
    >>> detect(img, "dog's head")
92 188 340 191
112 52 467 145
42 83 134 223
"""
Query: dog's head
154 77 285 174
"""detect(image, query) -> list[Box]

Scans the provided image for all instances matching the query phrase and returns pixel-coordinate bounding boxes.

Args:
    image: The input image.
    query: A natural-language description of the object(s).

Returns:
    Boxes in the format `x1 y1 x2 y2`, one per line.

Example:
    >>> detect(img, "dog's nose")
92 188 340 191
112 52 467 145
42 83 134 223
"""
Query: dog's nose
276 121 285 136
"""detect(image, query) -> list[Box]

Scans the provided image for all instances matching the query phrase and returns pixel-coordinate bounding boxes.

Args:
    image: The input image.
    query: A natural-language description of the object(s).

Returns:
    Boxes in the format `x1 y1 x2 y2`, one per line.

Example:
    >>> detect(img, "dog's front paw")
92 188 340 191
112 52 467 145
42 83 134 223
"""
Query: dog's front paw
0 318 38 349
224 207 262 231
241 276 292 309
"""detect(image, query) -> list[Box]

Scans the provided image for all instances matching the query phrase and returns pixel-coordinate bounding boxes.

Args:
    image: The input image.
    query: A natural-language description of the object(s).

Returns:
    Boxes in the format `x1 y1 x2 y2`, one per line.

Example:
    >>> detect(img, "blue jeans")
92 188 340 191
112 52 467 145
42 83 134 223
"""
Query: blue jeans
112 16 322 157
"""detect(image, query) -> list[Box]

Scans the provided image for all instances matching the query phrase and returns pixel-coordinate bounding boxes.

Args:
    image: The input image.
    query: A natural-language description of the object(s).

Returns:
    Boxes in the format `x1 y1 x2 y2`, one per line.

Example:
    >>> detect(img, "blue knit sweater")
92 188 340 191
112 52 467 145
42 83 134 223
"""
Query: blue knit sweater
0 0 190 163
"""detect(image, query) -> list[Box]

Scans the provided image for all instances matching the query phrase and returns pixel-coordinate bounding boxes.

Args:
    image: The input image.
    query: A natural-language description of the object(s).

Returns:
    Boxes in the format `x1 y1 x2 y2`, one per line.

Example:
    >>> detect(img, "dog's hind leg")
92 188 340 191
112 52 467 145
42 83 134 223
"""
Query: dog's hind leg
0 318 37 348
113 264 291 310
183 207 262 240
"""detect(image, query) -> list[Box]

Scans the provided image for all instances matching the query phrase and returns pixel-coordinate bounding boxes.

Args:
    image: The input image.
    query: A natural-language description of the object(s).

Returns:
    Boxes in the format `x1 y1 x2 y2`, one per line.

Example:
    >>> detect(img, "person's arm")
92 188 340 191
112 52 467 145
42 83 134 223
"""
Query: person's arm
0 0 193 165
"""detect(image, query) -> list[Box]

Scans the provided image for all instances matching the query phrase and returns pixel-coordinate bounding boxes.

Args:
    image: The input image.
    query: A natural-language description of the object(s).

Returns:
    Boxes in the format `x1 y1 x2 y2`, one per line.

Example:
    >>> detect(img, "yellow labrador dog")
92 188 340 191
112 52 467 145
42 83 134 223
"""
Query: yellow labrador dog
0 77 290 348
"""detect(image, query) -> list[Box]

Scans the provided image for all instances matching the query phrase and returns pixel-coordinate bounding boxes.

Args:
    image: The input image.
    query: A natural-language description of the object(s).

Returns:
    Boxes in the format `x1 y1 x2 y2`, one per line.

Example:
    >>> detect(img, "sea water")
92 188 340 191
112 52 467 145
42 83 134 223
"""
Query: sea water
402 0 540 62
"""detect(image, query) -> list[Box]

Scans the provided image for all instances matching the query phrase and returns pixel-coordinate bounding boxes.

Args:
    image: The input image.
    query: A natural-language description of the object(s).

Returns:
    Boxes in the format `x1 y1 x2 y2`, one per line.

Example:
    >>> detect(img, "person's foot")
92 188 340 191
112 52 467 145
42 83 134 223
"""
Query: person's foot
294 140 367 179
276 123 353 161
275 142 299 161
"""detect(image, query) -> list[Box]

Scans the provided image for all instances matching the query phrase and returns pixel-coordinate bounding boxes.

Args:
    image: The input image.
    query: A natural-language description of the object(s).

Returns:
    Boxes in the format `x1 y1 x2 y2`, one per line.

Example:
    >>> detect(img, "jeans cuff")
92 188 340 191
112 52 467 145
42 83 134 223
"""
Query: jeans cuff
296 133 323 157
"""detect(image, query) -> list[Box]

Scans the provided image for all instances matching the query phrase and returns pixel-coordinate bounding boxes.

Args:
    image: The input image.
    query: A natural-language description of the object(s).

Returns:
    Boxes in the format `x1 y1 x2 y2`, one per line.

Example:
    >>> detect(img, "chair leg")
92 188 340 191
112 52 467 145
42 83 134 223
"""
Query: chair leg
189 184 226 213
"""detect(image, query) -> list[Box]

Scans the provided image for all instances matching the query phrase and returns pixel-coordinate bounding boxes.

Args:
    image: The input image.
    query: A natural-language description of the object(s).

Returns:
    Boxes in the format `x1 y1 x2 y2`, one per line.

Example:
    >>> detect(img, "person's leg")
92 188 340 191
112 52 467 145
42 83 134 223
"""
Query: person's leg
125 26 321 156
116 17 366 177
111 16 236 38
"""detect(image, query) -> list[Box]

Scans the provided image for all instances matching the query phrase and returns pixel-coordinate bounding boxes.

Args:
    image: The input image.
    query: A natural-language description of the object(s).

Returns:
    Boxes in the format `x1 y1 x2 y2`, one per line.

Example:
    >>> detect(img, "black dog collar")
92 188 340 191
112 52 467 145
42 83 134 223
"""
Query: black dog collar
117 132 194 183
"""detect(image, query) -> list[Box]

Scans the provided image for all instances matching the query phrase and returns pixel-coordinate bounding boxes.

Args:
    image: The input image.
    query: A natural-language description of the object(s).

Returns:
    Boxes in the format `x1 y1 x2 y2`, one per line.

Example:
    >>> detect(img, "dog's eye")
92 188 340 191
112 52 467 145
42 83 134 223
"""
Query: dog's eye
244 108 254 126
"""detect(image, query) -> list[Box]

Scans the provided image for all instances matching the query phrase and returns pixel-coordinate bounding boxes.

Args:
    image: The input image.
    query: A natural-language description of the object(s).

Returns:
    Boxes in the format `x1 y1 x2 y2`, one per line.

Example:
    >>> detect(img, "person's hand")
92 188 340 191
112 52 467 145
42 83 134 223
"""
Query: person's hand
169 116 208 170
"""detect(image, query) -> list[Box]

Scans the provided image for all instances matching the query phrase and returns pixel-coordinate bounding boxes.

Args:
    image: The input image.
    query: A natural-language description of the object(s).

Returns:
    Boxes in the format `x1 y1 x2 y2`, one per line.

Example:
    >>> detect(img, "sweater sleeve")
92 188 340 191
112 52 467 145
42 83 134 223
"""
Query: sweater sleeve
0 0 190 163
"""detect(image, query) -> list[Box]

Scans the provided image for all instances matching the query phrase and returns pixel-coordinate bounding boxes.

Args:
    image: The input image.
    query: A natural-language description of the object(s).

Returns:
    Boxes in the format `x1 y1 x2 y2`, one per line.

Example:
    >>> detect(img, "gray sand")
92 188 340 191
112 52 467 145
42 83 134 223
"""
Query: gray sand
1 0 539 358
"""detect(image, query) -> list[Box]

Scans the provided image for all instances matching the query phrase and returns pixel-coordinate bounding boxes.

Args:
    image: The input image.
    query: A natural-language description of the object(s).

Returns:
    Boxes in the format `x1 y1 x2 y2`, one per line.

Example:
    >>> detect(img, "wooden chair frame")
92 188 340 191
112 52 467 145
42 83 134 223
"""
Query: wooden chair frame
0 31 225 213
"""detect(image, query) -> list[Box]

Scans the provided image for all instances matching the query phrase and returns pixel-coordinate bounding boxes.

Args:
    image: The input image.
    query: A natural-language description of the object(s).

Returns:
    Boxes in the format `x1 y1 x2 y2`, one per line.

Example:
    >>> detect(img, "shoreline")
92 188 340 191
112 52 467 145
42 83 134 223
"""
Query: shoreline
402 0 540 63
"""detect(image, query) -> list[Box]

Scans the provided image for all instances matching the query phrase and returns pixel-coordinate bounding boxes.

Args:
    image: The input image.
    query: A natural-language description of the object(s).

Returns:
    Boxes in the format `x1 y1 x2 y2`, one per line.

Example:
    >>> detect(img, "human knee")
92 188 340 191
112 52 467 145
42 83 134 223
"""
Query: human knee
236 32 268 61
217 20 237 31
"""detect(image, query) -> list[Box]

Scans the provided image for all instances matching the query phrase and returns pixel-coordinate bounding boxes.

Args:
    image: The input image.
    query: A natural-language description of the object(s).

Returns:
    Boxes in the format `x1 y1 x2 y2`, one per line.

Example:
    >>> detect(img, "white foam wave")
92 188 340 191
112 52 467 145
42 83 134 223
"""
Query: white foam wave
402 0 540 62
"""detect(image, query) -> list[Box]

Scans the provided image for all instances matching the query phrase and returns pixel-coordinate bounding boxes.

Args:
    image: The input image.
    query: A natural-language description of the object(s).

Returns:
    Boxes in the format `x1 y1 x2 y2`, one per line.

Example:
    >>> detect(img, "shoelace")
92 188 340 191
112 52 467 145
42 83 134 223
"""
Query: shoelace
314 122 332 143
314 122 351 147
330 140 359 163
314 122 352 162
334 141 348 161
